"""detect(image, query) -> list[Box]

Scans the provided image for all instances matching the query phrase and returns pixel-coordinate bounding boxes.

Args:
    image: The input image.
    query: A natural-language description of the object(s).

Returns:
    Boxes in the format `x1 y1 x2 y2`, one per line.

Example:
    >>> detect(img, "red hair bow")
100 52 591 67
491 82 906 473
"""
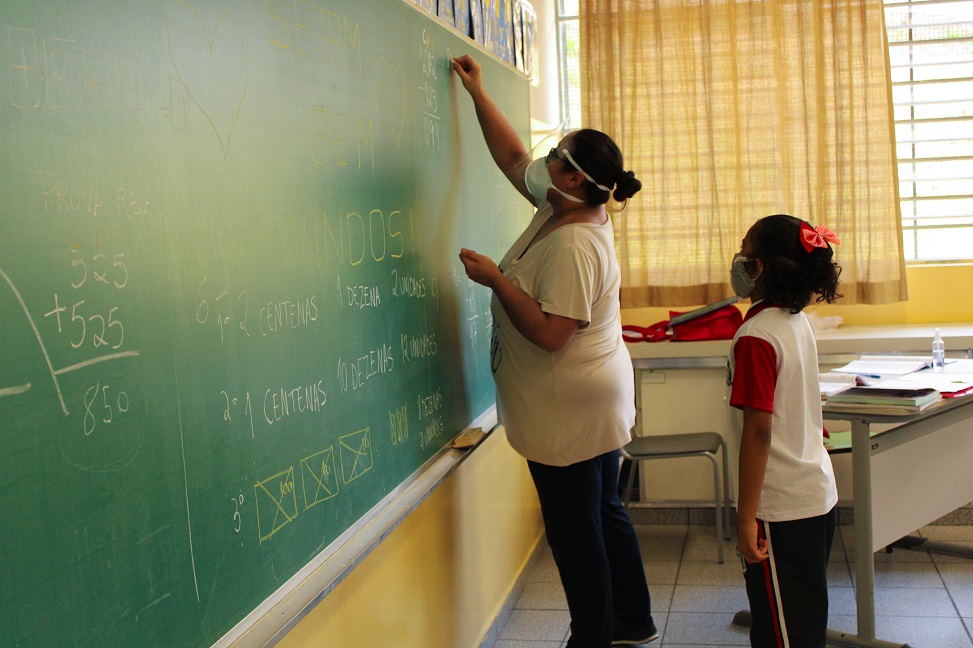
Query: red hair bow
799 222 841 253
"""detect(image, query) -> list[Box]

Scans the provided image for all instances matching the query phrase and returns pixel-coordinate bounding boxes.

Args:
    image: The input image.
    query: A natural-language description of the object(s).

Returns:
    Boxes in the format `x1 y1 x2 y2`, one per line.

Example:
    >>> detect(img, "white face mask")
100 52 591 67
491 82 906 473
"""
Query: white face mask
730 253 761 298
524 157 584 205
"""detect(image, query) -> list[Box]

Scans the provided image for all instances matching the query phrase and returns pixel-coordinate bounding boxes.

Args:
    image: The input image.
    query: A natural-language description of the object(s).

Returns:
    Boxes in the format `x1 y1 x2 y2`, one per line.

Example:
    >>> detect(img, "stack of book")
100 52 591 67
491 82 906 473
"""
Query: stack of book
826 386 942 414
819 372 858 400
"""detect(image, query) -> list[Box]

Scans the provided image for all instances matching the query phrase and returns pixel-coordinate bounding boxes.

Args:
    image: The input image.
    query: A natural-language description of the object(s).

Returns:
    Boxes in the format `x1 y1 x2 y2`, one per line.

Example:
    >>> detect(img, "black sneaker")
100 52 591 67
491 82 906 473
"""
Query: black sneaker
611 619 659 645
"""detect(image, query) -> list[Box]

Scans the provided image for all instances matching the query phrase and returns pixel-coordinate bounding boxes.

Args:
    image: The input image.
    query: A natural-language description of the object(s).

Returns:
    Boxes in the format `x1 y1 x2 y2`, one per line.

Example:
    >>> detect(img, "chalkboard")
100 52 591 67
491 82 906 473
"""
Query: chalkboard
0 1 530 646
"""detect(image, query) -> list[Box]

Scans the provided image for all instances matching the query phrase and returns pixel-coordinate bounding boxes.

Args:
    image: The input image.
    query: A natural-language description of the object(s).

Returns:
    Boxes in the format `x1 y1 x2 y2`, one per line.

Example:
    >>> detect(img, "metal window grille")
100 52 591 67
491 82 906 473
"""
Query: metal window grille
887 0 973 261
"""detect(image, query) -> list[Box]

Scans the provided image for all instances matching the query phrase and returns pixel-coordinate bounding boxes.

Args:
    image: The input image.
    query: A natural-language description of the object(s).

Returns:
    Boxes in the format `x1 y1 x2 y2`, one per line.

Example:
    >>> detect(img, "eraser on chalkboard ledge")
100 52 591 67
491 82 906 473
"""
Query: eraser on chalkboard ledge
452 427 487 449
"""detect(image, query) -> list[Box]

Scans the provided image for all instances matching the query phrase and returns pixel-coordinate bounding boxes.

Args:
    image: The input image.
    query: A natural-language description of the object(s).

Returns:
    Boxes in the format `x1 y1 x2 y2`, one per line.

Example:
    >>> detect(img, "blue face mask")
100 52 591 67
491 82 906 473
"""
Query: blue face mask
524 156 584 205
730 253 761 298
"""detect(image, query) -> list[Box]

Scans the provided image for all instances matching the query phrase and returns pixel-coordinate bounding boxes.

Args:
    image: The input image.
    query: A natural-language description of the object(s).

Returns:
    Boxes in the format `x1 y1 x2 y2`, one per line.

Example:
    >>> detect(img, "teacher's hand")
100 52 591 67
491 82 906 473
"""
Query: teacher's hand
459 248 500 288
451 55 482 96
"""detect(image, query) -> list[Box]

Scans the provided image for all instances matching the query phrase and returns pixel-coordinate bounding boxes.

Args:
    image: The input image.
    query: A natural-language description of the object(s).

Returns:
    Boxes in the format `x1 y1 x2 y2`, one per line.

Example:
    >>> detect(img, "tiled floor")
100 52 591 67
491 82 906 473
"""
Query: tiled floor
494 524 973 647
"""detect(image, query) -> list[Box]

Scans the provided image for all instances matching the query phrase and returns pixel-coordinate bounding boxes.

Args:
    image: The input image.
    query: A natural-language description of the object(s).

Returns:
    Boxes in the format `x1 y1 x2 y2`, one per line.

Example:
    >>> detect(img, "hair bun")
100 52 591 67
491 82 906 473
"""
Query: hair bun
613 170 642 201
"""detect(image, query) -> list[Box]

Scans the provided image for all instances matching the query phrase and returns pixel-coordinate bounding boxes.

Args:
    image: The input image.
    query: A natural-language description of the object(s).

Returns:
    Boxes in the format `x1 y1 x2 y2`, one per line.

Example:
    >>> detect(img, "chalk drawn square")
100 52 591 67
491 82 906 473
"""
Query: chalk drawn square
339 428 372 484
301 446 338 510
254 466 297 543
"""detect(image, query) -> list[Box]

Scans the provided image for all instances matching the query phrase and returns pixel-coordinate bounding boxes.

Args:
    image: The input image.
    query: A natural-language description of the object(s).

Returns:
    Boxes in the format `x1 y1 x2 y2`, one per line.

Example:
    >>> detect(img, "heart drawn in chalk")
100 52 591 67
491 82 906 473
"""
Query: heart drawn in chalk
376 56 408 149
167 1 248 156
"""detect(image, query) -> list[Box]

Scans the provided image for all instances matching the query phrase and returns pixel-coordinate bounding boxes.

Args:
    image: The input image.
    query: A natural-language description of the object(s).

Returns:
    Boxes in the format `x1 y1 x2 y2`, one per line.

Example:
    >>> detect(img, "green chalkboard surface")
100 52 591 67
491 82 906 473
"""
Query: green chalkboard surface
0 1 530 645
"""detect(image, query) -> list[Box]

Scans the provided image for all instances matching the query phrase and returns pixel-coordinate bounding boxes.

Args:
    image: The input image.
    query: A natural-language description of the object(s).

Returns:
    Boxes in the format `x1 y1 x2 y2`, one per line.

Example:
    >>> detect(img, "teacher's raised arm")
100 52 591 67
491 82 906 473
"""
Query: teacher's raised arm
452 54 533 205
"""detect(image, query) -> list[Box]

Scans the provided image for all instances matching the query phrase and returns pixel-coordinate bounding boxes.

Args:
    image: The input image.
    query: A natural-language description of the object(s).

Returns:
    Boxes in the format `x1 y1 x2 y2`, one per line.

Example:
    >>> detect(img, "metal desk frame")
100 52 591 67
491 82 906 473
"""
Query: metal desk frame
820 396 973 648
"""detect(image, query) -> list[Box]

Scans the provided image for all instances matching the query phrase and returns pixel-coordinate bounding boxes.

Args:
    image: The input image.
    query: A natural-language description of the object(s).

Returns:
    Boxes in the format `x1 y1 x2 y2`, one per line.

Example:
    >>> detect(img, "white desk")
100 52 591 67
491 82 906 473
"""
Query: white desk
626 323 973 648
820 396 973 647
626 323 973 505
628 324 973 648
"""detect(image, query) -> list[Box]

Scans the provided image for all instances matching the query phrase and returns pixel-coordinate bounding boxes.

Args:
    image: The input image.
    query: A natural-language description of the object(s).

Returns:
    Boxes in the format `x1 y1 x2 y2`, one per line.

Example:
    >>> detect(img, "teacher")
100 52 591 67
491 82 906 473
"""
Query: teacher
453 55 657 647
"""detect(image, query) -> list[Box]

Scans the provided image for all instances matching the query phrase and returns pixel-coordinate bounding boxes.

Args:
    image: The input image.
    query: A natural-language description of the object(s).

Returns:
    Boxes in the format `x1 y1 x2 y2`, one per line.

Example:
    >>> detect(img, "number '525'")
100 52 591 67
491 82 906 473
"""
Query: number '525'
69 302 125 349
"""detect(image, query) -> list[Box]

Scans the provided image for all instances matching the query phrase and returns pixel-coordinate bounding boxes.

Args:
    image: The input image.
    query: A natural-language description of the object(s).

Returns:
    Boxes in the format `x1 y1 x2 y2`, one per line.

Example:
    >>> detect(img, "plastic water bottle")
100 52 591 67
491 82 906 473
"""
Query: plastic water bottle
932 328 946 372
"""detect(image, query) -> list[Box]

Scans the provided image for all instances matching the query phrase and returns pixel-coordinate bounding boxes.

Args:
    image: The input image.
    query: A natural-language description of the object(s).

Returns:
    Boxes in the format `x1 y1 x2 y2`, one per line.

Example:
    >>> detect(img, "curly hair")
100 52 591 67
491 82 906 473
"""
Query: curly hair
750 214 843 314
567 129 642 206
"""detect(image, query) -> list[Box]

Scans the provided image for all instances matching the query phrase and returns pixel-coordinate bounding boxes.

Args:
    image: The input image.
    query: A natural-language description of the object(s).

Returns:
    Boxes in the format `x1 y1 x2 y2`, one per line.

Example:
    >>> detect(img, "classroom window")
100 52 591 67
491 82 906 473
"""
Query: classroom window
557 0 973 262
556 0 581 130
888 0 973 262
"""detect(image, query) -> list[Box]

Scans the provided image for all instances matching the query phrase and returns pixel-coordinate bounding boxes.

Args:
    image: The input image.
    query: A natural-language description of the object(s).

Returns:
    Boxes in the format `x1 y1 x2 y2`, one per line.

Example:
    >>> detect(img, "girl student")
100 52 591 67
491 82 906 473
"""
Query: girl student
726 214 843 647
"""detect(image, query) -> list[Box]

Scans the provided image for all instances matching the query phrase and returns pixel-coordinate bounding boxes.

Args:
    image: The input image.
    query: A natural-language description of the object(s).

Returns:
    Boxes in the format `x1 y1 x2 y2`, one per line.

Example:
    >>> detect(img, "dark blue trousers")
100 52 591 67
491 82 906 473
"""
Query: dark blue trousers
528 450 653 648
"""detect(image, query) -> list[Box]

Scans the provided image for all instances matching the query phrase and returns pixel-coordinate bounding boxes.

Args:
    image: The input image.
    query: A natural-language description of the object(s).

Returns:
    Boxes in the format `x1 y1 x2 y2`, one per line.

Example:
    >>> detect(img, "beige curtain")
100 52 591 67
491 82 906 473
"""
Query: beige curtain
581 0 908 307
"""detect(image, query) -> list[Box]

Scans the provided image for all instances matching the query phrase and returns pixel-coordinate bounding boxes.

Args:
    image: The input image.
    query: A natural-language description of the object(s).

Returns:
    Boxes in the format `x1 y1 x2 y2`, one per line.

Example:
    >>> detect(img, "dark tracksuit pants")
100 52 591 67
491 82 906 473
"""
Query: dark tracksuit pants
743 507 838 648
528 449 653 648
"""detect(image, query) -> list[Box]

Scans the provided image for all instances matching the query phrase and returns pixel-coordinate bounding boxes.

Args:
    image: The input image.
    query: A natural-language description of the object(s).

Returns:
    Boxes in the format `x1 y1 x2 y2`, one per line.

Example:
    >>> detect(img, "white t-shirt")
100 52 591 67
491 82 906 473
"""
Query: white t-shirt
491 202 635 467
727 302 838 522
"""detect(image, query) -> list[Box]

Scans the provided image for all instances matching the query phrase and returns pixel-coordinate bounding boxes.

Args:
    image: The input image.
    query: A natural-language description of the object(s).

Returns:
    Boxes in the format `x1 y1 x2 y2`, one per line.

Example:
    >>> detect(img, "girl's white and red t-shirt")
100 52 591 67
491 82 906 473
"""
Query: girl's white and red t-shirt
727 302 837 522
